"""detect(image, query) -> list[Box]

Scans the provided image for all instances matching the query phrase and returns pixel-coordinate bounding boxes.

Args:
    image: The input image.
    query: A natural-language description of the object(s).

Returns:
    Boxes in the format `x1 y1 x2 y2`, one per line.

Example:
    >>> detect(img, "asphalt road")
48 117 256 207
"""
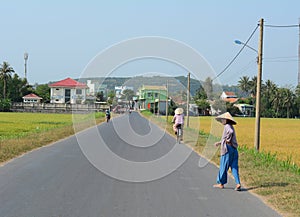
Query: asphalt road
0 112 281 217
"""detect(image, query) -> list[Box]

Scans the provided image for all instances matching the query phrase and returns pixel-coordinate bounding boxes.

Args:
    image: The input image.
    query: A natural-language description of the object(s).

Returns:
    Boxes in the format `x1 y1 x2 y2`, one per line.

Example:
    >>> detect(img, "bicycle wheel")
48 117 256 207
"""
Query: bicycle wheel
177 128 181 143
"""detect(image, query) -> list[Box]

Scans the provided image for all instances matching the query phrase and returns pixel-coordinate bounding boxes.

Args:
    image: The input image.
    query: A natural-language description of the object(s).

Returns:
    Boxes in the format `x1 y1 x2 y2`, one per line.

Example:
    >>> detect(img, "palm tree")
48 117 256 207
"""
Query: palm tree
272 88 282 117
249 76 257 97
264 79 277 107
0 62 15 99
296 84 300 97
282 88 295 118
238 76 251 96
295 84 300 116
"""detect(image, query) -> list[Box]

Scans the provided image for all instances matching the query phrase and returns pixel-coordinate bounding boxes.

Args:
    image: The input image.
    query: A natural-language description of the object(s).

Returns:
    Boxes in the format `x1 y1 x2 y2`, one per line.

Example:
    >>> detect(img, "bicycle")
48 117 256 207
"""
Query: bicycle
106 114 111 123
176 124 183 143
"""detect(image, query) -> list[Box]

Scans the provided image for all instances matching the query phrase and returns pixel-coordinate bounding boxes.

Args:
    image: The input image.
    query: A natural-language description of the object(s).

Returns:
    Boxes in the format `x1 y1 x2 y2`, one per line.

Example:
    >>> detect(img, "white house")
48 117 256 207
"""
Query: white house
234 103 255 117
86 80 95 96
220 91 238 103
49 78 88 104
22 93 42 103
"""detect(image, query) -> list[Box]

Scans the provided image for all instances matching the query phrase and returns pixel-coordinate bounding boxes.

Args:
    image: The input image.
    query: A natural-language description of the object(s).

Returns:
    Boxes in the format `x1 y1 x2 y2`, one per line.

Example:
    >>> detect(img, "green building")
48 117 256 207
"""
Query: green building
138 85 168 114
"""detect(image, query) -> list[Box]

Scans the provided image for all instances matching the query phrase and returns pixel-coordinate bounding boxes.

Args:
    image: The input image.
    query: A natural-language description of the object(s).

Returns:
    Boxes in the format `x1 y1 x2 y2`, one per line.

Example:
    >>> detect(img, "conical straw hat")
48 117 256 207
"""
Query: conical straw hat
175 108 184 115
215 112 237 125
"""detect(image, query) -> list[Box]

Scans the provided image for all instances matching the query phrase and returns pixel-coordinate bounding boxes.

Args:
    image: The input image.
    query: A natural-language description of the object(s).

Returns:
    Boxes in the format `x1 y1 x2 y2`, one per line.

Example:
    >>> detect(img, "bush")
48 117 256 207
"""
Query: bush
0 99 11 111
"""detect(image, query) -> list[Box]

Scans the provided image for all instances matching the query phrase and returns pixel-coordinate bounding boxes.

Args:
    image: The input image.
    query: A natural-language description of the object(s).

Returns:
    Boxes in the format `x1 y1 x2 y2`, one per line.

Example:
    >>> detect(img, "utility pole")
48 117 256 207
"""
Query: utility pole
298 17 300 85
166 80 169 122
24 52 28 81
254 18 264 151
186 72 190 128
157 89 160 116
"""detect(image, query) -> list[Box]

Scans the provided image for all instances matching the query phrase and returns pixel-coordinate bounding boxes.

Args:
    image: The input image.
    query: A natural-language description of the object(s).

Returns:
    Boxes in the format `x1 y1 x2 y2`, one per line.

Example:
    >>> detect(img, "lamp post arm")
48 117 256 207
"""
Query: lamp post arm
243 44 258 54
235 40 258 53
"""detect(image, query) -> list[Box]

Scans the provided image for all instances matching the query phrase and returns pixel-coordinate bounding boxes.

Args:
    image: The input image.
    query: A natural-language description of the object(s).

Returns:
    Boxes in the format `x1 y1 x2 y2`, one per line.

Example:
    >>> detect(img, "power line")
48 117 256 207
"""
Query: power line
213 24 259 80
265 59 299 63
264 56 299 63
213 22 299 81
265 24 299 28
226 58 257 80
264 56 298 59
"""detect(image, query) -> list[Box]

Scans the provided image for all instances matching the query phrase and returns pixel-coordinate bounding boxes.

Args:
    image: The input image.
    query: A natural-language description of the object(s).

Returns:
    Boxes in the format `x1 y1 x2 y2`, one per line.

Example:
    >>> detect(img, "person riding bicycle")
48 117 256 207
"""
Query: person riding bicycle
172 108 184 135
105 109 111 122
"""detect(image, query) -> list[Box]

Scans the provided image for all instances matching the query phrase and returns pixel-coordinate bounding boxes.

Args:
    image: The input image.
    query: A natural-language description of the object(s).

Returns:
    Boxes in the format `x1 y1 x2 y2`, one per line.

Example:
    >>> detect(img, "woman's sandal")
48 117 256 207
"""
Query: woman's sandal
213 184 224 189
234 184 241 191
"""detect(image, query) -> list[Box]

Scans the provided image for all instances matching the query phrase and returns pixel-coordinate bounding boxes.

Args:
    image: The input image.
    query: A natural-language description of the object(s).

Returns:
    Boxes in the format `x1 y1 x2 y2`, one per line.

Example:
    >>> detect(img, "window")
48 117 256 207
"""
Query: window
76 89 82 95
154 93 158 98
147 92 152 98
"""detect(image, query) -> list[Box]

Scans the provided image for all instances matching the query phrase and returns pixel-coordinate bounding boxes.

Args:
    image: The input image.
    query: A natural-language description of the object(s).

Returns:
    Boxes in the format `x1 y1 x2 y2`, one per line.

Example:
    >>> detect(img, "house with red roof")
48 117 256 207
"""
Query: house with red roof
22 93 43 103
48 78 88 104
220 91 239 103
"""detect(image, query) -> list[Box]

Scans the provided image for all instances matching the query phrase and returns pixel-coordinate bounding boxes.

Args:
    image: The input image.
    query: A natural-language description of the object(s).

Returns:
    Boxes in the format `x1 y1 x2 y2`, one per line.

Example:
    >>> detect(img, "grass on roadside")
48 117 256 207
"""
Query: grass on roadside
238 146 300 217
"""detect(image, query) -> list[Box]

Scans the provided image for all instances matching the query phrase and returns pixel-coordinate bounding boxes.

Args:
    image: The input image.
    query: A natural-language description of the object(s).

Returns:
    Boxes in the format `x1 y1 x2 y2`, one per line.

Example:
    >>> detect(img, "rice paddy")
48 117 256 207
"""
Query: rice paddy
0 112 105 163
189 116 300 166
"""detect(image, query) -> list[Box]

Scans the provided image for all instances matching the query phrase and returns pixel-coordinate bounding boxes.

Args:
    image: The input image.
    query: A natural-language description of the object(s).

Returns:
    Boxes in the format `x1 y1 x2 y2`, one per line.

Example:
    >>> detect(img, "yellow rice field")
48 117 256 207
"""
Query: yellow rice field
189 117 300 166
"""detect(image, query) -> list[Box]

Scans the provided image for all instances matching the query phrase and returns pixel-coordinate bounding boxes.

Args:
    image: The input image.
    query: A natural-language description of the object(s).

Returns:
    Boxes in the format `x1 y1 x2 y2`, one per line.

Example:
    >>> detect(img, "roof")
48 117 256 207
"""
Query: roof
49 78 88 88
223 98 239 103
22 93 42 99
223 91 237 97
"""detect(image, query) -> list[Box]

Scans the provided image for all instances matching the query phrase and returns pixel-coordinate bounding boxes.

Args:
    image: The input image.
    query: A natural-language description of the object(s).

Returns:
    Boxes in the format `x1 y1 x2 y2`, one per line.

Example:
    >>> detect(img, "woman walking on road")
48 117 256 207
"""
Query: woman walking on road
213 112 241 191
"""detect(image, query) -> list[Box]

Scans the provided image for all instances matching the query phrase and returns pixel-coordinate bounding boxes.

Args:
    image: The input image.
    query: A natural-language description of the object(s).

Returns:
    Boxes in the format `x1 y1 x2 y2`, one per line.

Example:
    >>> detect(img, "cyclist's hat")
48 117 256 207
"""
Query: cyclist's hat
175 108 184 115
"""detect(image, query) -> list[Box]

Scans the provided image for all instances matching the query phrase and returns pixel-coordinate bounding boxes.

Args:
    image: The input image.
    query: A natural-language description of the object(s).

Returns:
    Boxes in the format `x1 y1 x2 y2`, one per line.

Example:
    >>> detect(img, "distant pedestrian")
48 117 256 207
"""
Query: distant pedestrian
213 112 241 191
105 109 111 123
172 108 184 134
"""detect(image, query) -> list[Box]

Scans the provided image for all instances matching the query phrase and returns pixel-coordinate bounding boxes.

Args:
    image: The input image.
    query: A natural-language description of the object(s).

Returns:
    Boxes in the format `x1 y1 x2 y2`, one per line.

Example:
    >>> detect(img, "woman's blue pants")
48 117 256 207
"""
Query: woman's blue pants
216 144 240 185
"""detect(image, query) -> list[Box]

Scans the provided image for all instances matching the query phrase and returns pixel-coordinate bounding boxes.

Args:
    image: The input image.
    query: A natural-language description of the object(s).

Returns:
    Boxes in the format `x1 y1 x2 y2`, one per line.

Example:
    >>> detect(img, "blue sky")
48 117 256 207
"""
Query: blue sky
1 0 300 87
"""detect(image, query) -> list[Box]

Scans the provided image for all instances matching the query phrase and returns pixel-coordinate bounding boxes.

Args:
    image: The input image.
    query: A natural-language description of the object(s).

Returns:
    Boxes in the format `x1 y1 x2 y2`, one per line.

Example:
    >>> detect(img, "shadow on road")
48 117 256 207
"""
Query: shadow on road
242 182 289 191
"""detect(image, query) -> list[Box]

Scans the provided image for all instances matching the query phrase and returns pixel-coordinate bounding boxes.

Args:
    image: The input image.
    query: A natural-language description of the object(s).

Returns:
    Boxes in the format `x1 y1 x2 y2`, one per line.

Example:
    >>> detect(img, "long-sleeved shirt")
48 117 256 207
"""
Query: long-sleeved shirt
172 114 184 125
220 124 238 155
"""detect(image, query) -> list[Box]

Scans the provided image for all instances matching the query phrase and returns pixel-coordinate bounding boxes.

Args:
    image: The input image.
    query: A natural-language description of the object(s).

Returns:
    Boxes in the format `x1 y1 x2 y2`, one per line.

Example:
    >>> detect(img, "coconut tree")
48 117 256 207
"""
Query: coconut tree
295 84 300 97
295 84 300 116
238 76 251 96
272 88 281 117
282 88 295 118
264 79 277 108
0 61 15 99
249 76 257 97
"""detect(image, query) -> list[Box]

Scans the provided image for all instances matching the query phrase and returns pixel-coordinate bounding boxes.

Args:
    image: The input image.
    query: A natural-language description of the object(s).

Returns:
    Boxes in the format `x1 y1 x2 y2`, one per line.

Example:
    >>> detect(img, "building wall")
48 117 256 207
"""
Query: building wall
50 87 87 104
23 98 41 103
50 87 65 103
87 80 95 96
139 89 167 111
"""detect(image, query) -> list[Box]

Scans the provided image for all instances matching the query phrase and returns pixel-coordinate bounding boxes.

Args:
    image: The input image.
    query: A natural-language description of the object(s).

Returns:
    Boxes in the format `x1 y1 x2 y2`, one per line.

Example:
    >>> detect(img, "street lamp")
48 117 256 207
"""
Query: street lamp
234 40 258 54
234 18 264 151
24 52 29 80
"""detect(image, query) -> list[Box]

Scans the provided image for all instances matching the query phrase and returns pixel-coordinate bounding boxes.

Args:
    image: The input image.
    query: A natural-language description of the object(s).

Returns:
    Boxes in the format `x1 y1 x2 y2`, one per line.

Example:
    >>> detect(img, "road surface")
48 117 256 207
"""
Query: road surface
0 112 281 217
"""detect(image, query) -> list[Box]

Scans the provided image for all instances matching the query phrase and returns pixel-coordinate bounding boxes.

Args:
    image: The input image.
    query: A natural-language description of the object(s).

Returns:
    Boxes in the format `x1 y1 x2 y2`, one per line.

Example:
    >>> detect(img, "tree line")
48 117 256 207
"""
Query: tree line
193 76 300 118
237 76 300 118
0 61 50 111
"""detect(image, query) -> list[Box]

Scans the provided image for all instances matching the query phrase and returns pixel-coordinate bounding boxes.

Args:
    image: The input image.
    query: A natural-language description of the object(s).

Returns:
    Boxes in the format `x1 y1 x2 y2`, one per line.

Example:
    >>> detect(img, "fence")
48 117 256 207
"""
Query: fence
11 102 109 113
